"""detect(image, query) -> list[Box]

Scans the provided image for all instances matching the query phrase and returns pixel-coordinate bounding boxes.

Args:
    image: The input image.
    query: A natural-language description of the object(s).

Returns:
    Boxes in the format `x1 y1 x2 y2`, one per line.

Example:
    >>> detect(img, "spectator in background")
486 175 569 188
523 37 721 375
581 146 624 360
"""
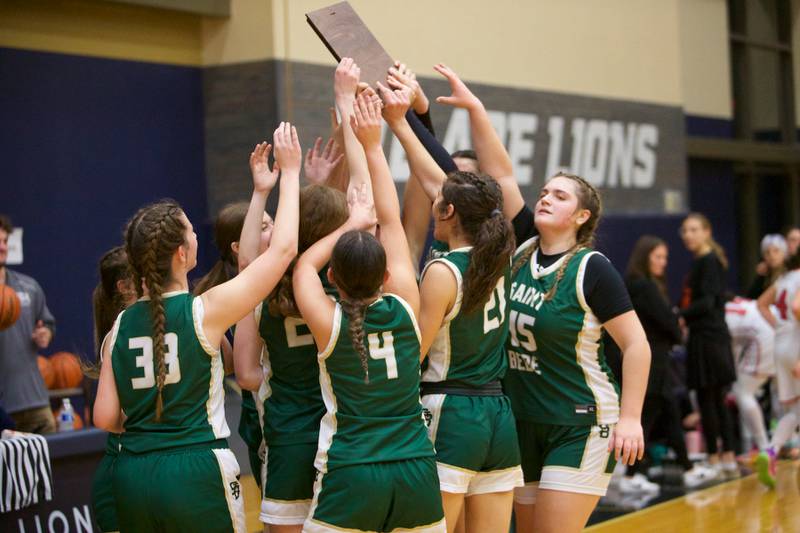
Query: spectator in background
680 213 738 479
0 215 57 434
747 234 787 299
784 226 800 258
618 236 717 493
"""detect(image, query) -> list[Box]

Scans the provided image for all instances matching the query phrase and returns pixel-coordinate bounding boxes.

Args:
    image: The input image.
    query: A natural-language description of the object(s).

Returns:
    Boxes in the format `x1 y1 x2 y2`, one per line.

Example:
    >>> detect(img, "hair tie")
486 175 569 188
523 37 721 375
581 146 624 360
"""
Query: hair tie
490 208 502 217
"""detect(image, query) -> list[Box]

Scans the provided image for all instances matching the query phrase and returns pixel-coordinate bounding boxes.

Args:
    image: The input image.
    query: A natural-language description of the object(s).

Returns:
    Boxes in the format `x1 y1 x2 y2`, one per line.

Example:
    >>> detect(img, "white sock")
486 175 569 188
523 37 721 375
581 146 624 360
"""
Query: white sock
770 412 798 451
735 389 770 450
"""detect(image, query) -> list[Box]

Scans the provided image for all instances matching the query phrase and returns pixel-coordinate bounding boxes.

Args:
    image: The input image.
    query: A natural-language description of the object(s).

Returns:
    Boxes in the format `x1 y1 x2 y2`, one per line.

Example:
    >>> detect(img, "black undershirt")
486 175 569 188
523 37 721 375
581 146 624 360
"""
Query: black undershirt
512 204 632 324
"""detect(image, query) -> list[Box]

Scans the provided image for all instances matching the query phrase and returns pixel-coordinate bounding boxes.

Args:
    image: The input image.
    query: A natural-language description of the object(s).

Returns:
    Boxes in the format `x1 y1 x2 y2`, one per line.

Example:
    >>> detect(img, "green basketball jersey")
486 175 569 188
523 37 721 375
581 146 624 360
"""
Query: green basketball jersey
502 239 620 426
421 247 510 386
316 294 434 473
255 302 325 446
111 291 229 453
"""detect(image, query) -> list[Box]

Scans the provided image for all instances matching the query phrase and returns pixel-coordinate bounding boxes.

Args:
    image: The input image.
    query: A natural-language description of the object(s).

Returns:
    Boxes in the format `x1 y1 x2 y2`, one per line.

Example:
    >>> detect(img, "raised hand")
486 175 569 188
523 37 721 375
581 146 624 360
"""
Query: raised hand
388 61 427 114
349 92 383 149
433 63 482 110
249 141 279 193
347 182 377 231
334 57 361 100
376 81 412 126
304 137 344 185
273 122 302 175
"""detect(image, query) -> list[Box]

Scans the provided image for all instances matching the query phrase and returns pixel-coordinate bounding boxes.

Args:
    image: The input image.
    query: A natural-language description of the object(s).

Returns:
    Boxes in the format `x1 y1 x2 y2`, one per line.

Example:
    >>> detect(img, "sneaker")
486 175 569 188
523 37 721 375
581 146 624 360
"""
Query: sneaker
755 449 776 489
618 473 660 495
721 461 741 480
683 464 719 488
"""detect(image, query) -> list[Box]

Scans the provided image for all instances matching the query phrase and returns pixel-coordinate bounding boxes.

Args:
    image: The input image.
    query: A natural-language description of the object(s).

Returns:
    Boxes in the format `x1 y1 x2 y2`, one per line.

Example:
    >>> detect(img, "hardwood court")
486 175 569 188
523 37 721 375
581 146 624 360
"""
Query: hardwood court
587 461 800 532
239 462 800 532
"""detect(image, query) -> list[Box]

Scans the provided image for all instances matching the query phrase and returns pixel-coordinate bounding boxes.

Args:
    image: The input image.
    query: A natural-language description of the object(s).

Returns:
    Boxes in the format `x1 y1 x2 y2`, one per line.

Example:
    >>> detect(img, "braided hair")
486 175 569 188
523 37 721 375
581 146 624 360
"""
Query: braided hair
330 230 386 383
439 171 515 314
512 172 602 301
125 200 187 421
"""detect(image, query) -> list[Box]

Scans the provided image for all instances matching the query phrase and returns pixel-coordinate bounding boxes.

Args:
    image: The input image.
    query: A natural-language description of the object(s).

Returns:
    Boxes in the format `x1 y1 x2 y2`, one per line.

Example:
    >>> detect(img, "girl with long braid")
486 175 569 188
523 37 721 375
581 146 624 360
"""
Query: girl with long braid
431 66 649 533
93 122 301 533
293 93 444 533
90 246 136 533
233 143 348 530
377 81 522 532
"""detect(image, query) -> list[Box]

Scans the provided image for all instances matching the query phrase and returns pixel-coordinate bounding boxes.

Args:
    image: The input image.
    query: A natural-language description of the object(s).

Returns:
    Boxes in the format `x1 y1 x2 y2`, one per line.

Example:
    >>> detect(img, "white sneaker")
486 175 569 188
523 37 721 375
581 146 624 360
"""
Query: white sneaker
683 464 719 488
618 473 660 495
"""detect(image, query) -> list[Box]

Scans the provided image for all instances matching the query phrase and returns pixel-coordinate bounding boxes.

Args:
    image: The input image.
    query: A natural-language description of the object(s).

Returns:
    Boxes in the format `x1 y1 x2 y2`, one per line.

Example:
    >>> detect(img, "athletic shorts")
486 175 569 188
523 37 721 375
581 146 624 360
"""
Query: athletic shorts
513 421 616 503
113 442 245 533
422 394 523 495
304 457 445 533
260 442 317 525
91 452 118 532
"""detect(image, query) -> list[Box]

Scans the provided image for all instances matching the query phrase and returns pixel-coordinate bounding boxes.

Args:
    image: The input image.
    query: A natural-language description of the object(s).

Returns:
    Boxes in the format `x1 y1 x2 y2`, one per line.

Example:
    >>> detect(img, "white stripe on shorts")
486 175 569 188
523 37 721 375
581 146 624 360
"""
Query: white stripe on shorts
211 449 246 533
260 497 311 525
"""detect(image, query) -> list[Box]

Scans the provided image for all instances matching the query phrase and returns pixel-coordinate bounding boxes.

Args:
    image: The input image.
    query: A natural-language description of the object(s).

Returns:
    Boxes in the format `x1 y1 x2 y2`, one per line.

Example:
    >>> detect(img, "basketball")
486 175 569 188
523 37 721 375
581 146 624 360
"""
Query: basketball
50 351 84 389
0 284 21 331
37 355 56 389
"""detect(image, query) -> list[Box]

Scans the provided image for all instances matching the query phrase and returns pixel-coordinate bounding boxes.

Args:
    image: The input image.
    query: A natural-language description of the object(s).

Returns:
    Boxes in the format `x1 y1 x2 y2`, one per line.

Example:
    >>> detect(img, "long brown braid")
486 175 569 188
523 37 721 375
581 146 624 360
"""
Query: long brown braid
330 230 386 383
439 171 515 314
512 172 602 301
125 200 187 421
269 185 348 317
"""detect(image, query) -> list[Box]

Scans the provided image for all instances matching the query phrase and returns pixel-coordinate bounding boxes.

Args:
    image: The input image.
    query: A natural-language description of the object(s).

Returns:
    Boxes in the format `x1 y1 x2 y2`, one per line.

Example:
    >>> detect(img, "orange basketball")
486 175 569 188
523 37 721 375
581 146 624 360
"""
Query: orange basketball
53 407 83 430
50 352 84 389
37 355 56 389
0 284 21 331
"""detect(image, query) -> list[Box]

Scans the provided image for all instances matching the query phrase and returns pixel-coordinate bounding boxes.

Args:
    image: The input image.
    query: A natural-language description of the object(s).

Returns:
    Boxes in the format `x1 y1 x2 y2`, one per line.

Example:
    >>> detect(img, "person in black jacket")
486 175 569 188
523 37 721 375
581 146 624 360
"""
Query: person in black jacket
680 213 738 479
618 236 717 493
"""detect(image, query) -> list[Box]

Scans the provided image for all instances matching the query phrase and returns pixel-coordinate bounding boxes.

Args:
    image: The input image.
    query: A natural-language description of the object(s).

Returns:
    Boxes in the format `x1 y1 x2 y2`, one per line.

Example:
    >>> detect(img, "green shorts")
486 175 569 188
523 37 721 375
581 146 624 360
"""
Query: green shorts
514 420 616 502
112 443 245 533
421 394 523 495
304 457 445 533
91 452 118 532
260 442 317 525
238 393 265 488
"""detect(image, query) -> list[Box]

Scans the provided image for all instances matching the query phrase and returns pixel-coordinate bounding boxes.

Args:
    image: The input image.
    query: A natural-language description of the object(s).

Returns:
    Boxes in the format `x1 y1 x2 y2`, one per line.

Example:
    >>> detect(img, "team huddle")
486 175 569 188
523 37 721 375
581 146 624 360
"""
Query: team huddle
90 59 651 533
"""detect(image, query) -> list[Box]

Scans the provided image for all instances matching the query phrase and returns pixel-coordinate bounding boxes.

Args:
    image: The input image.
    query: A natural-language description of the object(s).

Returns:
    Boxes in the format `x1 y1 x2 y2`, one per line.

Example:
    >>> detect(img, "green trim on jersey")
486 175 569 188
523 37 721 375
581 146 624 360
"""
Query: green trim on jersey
503 239 620 426
421 247 510 386
315 294 435 473
111 292 229 453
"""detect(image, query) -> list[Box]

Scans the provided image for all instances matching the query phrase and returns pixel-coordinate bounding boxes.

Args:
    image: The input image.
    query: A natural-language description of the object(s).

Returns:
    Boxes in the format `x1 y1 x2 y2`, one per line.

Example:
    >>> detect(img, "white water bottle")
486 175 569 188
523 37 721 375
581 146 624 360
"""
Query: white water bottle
58 398 75 431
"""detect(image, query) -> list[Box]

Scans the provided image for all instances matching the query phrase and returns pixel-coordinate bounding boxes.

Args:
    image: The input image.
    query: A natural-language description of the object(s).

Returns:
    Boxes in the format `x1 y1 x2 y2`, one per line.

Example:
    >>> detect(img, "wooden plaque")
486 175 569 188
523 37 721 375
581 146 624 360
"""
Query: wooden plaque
306 1 394 87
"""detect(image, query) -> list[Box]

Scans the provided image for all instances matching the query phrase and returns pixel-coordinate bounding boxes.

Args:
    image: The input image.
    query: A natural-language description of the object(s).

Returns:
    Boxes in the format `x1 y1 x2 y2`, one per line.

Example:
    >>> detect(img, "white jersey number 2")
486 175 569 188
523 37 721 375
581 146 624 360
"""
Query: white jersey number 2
130 333 181 390
483 277 508 333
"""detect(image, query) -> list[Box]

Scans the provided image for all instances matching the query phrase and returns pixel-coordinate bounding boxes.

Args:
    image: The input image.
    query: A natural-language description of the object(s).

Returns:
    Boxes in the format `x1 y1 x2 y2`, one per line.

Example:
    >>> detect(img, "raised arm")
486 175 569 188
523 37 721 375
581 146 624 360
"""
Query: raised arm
434 64 525 219
379 81 447 202
402 173 433 272
233 306 264 391
350 93 421 314
293 186 377 350
335 58 370 197
201 122 301 346
304 136 345 186
239 141 279 269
